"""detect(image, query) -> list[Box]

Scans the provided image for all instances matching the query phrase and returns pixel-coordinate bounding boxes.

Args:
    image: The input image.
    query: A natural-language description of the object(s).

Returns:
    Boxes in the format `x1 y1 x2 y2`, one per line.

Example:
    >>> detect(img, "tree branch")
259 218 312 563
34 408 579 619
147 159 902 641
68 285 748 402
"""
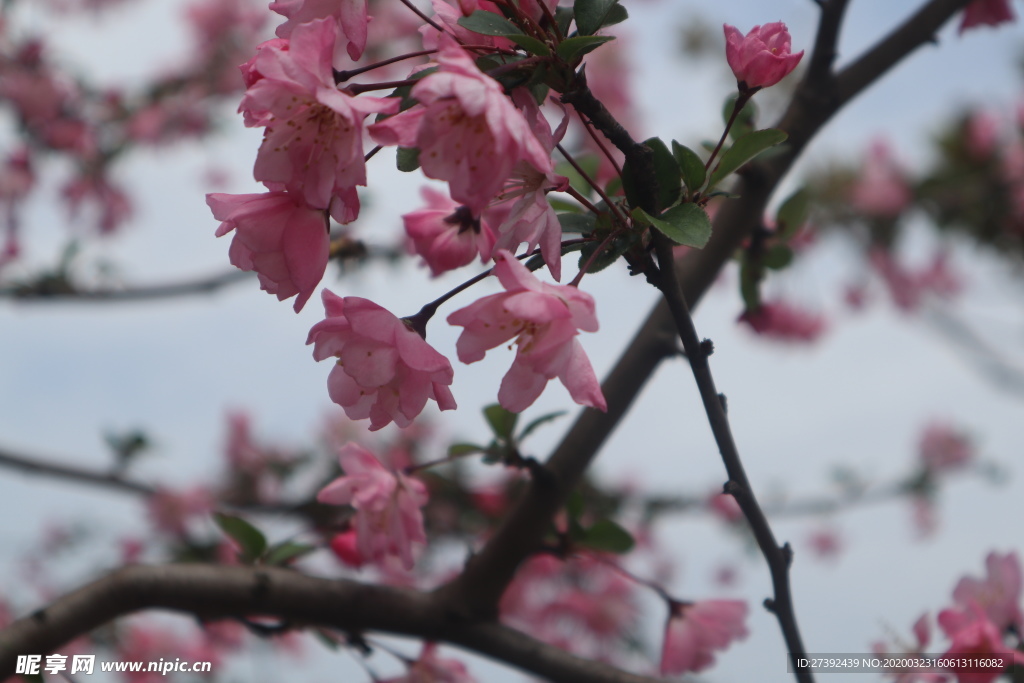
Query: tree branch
0 269 251 302
0 564 665 683
652 230 811 681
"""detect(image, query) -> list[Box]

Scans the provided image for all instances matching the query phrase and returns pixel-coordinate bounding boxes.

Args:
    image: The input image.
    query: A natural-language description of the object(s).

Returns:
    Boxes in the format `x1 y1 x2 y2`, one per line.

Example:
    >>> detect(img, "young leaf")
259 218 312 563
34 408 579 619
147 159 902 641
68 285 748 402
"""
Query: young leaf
707 129 788 189
672 140 707 194
600 2 628 29
739 259 762 311
264 541 315 566
554 5 575 35
484 403 518 438
775 187 810 241
508 34 551 56
634 204 712 248
518 411 567 442
577 233 633 273
448 443 485 457
457 10 521 36
213 513 267 563
762 244 794 270
621 137 681 212
581 519 635 554
396 147 420 172
558 212 597 234
555 35 615 63
574 0 618 35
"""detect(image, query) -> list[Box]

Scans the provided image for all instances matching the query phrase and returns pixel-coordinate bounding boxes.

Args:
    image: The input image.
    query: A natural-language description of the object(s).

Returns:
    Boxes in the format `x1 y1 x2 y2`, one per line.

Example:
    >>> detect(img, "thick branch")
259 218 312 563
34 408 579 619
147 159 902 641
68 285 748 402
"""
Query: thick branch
0 447 156 498
0 564 664 683
0 270 251 302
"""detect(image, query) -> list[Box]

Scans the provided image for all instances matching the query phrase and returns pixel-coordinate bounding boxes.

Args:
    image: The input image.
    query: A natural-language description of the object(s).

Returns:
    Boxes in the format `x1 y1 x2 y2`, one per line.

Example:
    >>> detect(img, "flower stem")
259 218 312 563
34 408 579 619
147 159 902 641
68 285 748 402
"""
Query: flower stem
703 92 752 181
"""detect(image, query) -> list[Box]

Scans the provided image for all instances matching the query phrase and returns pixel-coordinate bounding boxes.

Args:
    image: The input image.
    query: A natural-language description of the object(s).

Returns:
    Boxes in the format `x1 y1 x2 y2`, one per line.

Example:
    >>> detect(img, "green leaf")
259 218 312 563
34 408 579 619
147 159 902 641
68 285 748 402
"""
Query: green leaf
457 10 521 36
550 198 583 213
555 35 615 63
762 244 794 270
574 0 617 35
484 403 518 437
396 147 420 172
600 2 628 29
739 260 762 311
555 156 600 195
518 411 567 442
621 137 680 213
508 34 551 56
577 233 633 273
634 203 712 248
581 519 635 554
448 442 484 457
558 212 596 234
566 489 585 521
264 541 315 566
213 513 267 563
554 6 574 36
672 140 707 194
775 188 810 241
707 129 788 189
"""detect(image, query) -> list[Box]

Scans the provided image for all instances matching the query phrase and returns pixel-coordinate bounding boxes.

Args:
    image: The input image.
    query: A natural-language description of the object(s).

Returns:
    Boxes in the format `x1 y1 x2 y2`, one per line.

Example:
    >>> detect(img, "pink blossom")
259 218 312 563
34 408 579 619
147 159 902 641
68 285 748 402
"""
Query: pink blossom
207 191 330 312
738 300 827 342
723 23 804 91
707 491 744 524
317 443 429 569
381 643 476 683
403 187 496 276
369 37 553 215
62 174 131 234
307 291 457 430
492 90 570 281
850 140 912 218
937 605 1024 683
660 600 749 674
919 422 974 475
270 0 369 62
240 20 398 218
447 250 605 413
965 111 1000 159
959 0 1016 33
870 249 962 312
329 528 365 568
146 486 214 537
806 527 843 560
950 552 1023 633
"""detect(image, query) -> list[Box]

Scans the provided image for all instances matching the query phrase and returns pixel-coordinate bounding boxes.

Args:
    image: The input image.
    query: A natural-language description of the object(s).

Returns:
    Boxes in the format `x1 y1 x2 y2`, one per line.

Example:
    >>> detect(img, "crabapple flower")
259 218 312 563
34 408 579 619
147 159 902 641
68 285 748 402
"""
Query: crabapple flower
317 443 428 569
937 605 1024 683
738 300 827 342
307 291 457 430
381 643 476 683
329 528 364 568
919 422 974 475
270 0 369 62
207 191 329 312
950 551 1023 633
660 600 749 675
959 0 1015 33
447 250 606 413
723 22 803 91
240 20 398 219
850 140 912 218
403 187 496 276
369 36 553 215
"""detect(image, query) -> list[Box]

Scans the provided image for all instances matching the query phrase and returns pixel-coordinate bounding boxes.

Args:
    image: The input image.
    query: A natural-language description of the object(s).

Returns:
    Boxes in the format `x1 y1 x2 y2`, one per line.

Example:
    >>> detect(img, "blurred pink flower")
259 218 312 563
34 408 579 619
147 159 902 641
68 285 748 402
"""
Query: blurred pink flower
937 604 1023 683
959 0 1015 33
950 551 1023 633
329 528 364 568
660 600 749 674
447 250 605 413
207 191 329 312
317 443 429 569
850 140 911 218
382 643 476 683
738 300 827 343
919 422 974 475
307 292 457 430
723 22 803 91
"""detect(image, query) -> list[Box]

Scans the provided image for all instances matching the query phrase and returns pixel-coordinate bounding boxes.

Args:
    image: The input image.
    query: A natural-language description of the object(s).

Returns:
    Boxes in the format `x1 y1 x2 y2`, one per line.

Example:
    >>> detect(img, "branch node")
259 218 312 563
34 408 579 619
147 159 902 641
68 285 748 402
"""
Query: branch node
781 542 794 568
764 597 778 613
718 392 728 413
700 338 715 357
